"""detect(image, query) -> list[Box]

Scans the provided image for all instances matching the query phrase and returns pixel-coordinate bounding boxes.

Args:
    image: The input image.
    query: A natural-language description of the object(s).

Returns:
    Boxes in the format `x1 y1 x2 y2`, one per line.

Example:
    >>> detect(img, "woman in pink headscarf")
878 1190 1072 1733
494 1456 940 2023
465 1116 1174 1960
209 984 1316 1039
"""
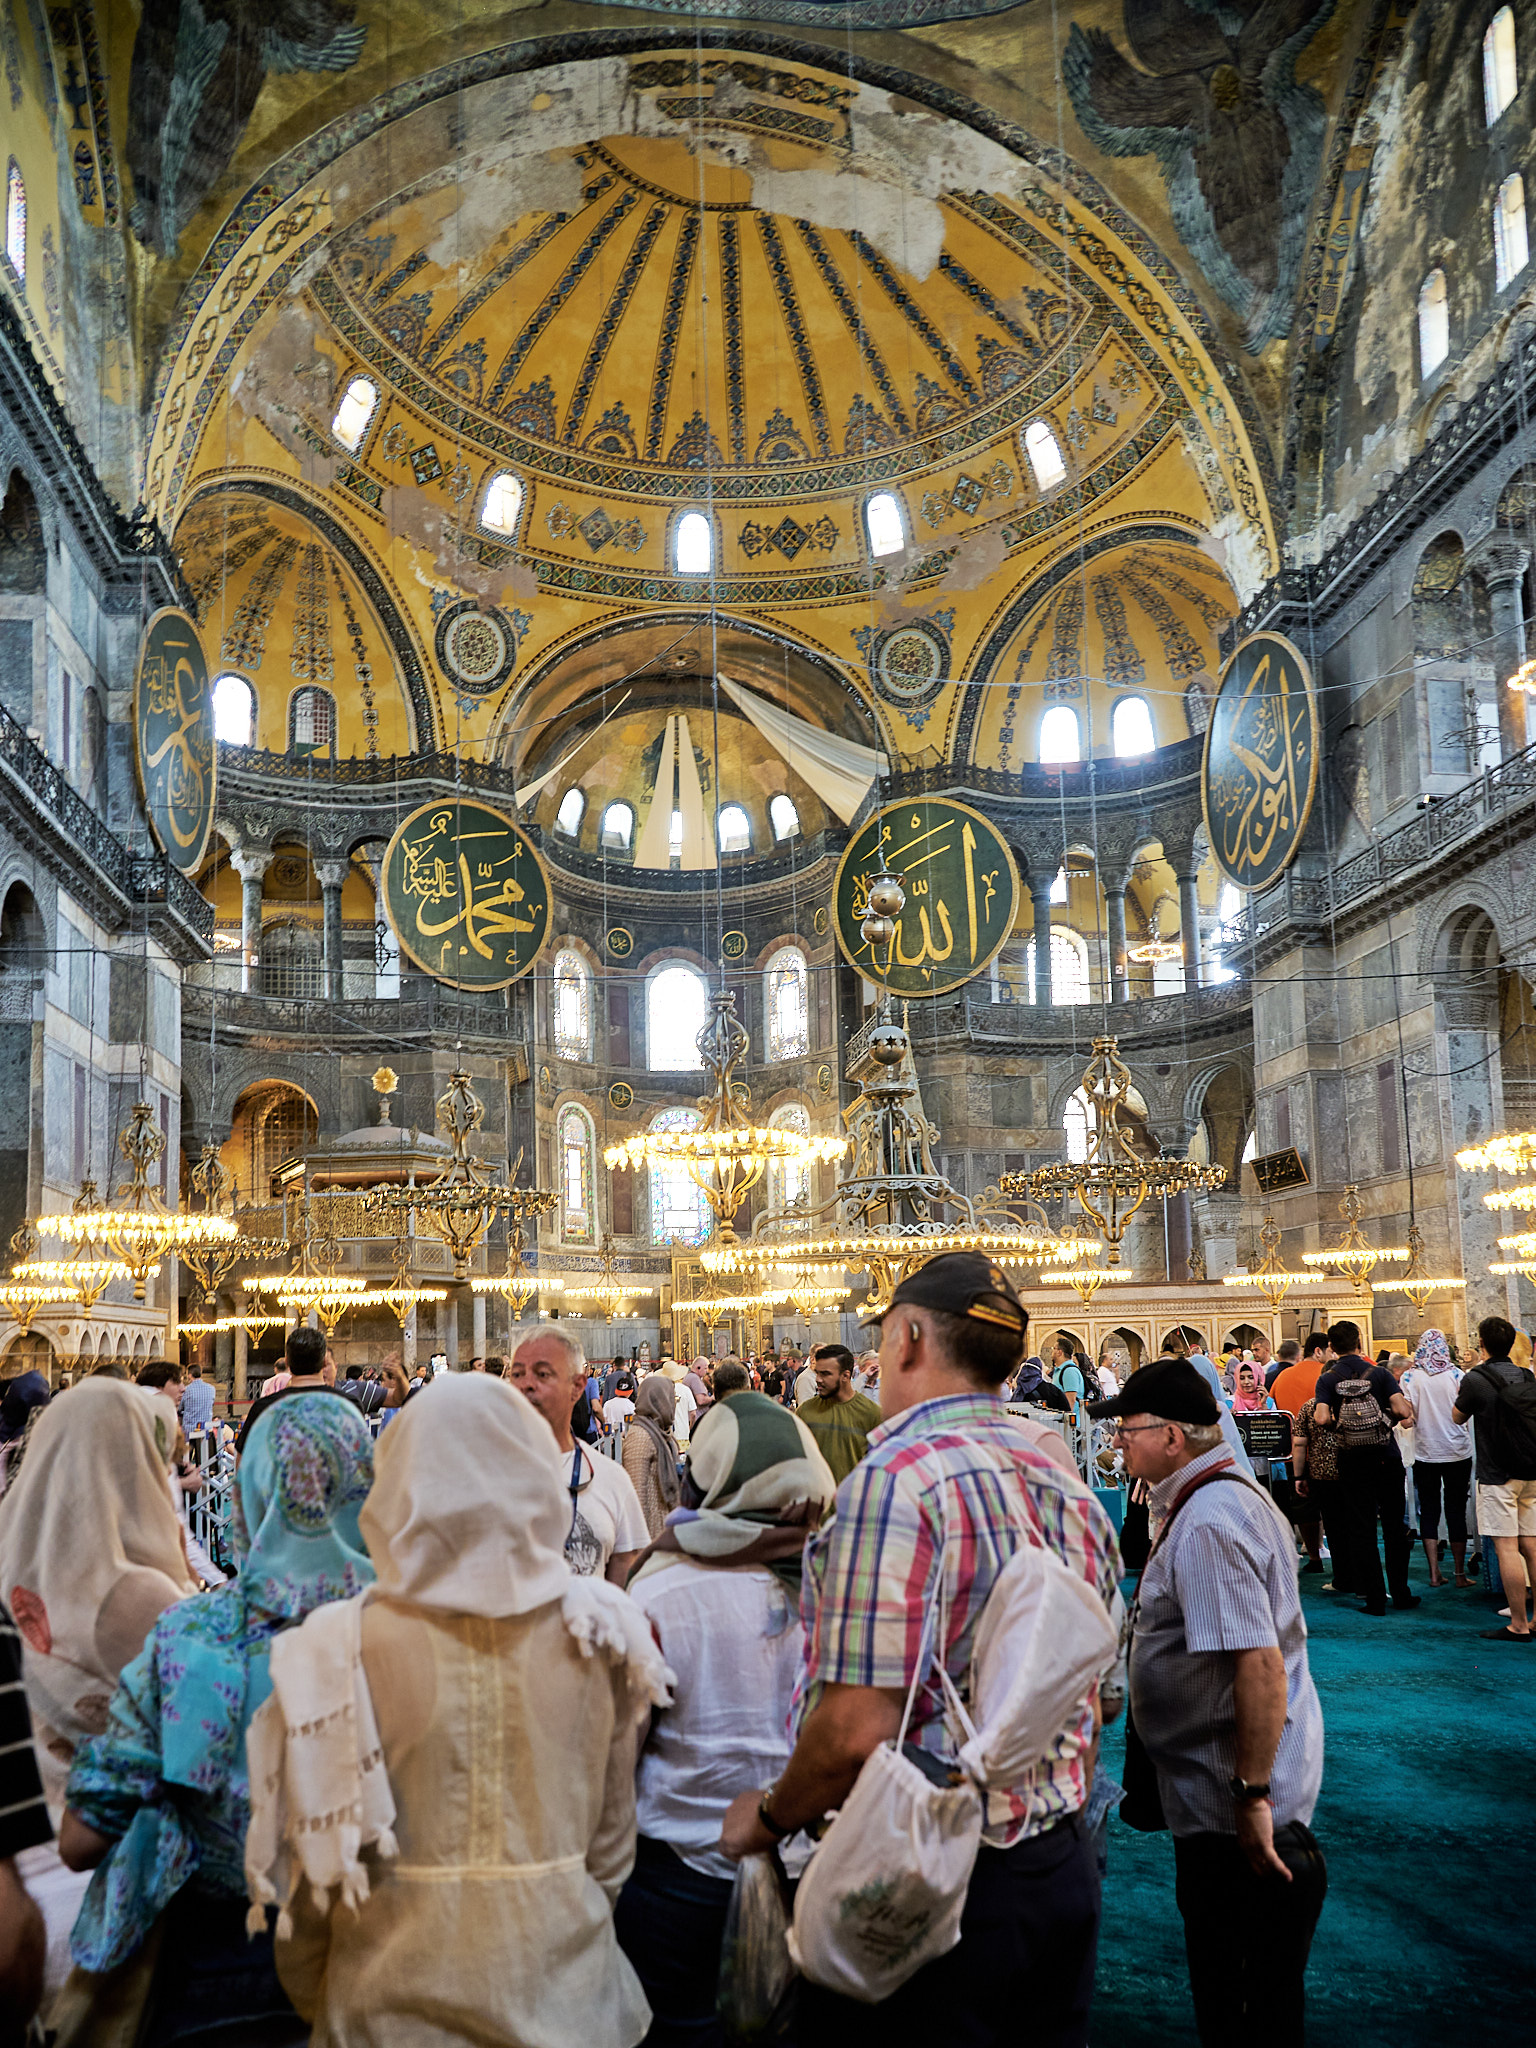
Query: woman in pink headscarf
1232 1361 1275 1413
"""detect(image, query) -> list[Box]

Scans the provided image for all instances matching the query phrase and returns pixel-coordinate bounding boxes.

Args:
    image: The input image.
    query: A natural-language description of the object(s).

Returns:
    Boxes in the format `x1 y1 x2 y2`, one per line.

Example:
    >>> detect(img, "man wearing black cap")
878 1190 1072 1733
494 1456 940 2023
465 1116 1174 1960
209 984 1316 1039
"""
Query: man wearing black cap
719 1253 1120 2048
1090 1358 1327 2046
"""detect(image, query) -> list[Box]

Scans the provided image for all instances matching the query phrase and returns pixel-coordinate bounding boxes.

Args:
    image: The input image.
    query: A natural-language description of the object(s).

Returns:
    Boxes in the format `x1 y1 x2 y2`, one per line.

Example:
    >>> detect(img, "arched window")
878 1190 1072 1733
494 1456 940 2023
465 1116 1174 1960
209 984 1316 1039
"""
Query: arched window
480 470 523 537
864 491 905 557
764 946 810 1061
212 673 255 746
555 787 585 837
1039 705 1081 764
648 1106 711 1245
675 512 712 575
289 687 335 754
1027 926 1090 1005
1023 419 1066 490
648 963 708 1070
331 376 378 453
1486 6 1518 123
1064 1089 1090 1165
718 803 752 853
601 801 634 851
668 808 684 860
770 793 800 841
768 1101 812 1213
252 1089 317 1196
1112 695 1156 757
1418 270 1449 377
558 1104 595 1242
1496 172 1529 289
5 162 23 279
552 949 592 1060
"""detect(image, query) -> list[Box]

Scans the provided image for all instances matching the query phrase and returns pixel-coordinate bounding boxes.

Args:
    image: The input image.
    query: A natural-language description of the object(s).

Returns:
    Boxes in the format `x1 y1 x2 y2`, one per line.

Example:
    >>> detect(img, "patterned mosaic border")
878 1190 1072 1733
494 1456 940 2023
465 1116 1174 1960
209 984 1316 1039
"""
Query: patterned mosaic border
145 27 1279 544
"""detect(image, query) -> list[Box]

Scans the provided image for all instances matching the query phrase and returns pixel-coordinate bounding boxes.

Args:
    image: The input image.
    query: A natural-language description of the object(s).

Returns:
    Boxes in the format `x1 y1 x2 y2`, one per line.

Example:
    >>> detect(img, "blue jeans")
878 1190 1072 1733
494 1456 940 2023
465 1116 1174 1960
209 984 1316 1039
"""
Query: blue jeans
616 1833 736 2048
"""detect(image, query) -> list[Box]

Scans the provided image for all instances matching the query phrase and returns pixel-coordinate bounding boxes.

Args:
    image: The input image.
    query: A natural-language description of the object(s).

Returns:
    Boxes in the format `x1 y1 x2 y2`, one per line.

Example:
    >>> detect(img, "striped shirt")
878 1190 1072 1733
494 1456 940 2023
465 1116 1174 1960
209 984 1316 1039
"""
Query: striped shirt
798 1390 1121 1846
0 1601 51 1859
1131 1445 1324 1837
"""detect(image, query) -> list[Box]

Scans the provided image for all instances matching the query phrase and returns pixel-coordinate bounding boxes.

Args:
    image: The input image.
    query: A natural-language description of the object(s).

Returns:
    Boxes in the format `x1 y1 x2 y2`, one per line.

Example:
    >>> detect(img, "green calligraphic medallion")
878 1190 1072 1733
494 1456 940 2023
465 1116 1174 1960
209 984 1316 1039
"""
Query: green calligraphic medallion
832 798 1020 997
382 799 551 991
1202 632 1319 893
133 608 215 874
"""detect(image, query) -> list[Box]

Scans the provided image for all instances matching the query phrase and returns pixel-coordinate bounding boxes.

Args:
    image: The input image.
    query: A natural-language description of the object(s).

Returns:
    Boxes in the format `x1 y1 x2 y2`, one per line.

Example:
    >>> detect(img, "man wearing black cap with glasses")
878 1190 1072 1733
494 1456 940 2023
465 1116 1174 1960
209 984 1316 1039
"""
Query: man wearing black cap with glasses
1089 1358 1327 2047
718 1253 1121 2048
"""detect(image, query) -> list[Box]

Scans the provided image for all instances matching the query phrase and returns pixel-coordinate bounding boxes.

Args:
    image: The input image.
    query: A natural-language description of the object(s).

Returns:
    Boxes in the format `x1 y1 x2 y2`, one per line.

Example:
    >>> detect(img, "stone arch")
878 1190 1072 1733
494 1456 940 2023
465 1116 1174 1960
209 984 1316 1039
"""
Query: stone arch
1427 901 1503 1024
0 469 45 596
225 1080 320 1205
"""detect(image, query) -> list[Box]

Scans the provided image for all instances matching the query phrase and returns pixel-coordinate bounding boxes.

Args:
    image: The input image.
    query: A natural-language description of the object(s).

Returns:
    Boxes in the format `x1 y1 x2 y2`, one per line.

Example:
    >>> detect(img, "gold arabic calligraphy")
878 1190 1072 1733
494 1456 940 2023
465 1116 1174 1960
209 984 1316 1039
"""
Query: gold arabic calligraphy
389 805 548 985
138 623 212 859
1208 644 1315 887
839 802 1016 995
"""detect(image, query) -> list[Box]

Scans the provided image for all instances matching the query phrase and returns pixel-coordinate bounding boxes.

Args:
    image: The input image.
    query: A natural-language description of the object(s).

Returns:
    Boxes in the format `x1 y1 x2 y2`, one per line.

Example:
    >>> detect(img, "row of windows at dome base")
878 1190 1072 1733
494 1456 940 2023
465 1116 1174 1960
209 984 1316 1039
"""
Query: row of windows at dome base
555 1100 815 1249
212 673 334 751
555 788 799 854
323 376 1068 567
552 953 810 1068
1041 697 1156 763
1416 171 1531 375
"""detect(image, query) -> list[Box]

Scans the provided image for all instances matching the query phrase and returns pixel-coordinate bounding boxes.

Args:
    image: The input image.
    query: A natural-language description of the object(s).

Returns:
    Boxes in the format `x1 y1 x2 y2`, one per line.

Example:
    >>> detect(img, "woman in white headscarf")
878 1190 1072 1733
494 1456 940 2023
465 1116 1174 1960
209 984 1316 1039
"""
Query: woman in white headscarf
247 1374 672 2048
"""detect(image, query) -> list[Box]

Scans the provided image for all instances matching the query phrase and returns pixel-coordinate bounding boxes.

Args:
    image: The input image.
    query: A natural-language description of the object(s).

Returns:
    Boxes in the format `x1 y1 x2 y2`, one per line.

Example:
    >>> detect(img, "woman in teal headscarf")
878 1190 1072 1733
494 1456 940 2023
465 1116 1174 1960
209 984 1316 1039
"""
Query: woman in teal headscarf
57 1393 375 2045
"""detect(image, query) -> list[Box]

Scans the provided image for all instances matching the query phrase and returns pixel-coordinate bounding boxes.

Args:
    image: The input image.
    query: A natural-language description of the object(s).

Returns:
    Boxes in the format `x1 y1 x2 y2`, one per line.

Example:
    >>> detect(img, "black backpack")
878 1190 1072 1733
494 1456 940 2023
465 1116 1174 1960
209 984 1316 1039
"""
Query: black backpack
1472 1363 1536 1480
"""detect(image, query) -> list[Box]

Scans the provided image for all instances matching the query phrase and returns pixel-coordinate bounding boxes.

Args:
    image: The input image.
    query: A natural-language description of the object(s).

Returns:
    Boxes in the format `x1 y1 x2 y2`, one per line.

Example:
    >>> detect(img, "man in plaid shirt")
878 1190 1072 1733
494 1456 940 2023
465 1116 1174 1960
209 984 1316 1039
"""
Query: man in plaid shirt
721 1253 1120 2047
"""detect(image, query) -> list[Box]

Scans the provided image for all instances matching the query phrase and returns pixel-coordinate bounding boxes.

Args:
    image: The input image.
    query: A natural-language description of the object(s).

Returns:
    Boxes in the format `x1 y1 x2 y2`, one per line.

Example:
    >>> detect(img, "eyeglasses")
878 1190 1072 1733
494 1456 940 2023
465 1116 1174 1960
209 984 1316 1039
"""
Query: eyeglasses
1111 1422 1170 1441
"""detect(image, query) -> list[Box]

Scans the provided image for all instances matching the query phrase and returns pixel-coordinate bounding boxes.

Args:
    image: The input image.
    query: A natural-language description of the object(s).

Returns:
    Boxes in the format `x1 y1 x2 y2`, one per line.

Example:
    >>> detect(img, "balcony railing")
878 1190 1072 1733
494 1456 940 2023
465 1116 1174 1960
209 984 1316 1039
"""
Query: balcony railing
181 982 524 1049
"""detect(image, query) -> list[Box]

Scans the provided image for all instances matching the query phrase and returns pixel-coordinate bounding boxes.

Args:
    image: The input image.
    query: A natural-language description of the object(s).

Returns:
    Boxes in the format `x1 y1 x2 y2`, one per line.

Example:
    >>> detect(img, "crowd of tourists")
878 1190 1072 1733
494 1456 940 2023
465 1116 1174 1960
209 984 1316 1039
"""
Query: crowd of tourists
0 1282 1530 2046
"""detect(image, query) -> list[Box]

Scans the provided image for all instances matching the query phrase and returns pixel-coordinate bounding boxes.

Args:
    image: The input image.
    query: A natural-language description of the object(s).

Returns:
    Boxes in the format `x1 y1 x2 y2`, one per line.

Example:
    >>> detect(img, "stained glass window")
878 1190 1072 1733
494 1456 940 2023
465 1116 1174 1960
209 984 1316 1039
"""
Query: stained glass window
559 1104 595 1242
553 950 591 1061
764 947 809 1060
290 687 335 753
648 964 707 1070
648 1106 710 1245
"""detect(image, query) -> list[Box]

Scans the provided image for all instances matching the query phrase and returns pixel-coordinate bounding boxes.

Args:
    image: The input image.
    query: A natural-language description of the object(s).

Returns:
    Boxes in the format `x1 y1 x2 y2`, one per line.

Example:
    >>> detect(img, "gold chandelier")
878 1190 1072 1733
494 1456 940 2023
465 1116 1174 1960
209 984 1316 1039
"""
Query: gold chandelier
36 1103 236 1300
180 1146 290 1308
1009 1037 1225 1263
563 1236 653 1319
605 990 845 1242
365 1070 555 1279
0 1281 83 1332
1371 1224 1466 1312
1301 1185 1409 1294
1223 1214 1325 1311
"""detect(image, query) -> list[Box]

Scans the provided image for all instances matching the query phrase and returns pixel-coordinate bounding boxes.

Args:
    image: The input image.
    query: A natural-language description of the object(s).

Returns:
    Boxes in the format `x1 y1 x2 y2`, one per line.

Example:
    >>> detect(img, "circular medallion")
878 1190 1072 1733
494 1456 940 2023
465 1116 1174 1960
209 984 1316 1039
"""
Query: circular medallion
721 930 747 961
870 621 947 713
812 906 829 936
832 798 1020 998
1201 632 1319 893
434 600 517 694
133 608 215 874
381 798 550 991
816 1063 834 1097
539 1064 555 1096
609 1081 634 1111
606 926 634 958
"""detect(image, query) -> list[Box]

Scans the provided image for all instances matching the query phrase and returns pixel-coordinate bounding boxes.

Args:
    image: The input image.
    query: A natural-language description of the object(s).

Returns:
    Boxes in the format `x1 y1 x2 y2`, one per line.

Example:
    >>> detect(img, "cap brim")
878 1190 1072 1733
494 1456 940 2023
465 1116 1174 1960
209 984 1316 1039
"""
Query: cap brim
1084 1395 1125 1419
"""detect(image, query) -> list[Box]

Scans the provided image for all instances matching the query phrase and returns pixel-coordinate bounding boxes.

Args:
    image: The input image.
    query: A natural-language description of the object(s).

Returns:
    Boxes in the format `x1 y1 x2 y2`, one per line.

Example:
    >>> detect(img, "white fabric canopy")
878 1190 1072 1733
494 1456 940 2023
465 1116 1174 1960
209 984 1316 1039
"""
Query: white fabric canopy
635 713 711 869
716 672 887 825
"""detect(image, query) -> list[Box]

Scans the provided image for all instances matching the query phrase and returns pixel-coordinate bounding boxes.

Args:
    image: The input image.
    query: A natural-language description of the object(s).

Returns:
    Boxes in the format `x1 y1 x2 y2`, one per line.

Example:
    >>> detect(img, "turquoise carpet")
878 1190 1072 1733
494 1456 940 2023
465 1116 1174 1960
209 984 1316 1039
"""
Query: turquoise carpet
1092 1547 1535 2045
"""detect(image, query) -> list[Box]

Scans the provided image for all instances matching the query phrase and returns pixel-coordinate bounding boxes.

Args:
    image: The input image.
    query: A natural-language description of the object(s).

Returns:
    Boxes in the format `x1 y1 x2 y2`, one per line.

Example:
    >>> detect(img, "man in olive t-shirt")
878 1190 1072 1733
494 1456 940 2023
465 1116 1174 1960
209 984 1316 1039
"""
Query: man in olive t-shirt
795 1343 883 1485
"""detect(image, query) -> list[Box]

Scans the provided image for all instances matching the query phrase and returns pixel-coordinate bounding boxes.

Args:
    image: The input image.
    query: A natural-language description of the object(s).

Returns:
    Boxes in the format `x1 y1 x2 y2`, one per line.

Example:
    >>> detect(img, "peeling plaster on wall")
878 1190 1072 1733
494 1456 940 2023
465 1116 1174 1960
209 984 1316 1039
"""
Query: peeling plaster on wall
227 302 341 479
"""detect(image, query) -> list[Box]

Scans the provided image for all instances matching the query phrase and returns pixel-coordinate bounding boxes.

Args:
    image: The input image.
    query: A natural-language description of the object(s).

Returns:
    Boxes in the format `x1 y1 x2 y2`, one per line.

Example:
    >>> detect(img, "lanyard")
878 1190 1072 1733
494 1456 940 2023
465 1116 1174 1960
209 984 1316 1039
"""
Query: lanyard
568 1447 584 1536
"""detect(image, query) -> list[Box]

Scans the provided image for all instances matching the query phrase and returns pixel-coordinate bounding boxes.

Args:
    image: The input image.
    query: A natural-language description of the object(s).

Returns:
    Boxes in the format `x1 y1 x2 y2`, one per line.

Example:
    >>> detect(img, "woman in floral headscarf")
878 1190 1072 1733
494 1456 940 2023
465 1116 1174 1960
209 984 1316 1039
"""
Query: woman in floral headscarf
56 1392 375 2045
1405 1328 1474 1587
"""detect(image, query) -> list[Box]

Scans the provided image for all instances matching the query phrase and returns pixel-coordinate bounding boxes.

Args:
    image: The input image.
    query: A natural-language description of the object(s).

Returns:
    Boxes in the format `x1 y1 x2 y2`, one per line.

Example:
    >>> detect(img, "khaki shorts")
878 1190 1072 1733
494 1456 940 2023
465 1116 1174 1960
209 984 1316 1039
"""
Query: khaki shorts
1476 1477 1536 1538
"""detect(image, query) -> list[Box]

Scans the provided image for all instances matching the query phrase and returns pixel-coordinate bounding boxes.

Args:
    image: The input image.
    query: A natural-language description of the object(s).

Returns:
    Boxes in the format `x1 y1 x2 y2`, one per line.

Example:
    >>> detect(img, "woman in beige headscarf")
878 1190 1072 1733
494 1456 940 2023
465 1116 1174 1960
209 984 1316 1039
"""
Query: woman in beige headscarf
248 1374 671 2048
0 1377 194 1812
622 1375 682 1539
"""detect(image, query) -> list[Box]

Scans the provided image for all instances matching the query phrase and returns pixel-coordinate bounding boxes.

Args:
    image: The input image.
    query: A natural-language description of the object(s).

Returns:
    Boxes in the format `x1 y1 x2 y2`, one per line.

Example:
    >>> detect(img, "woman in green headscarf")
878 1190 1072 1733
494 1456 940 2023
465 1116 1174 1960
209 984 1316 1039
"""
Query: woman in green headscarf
616 1392 835 2047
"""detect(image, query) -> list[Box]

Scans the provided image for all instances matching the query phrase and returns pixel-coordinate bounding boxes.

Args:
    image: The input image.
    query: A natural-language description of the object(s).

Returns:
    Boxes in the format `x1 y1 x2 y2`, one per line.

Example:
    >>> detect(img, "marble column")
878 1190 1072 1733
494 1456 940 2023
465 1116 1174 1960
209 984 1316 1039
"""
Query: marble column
233 1322 248 1402
230 848 272 994
1175 867 1204 995
315 859 349 1003
1102 870 1130 1004
1028 873 1054 1008
472 1289 487 1363
1470 538 1530 757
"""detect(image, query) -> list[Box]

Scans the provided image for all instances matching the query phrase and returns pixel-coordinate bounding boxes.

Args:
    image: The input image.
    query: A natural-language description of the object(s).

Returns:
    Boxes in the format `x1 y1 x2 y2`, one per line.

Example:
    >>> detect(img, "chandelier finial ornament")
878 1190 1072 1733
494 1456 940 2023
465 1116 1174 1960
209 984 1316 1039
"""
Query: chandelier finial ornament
1301 1184 1409 1295
36 1104 237 1300
1370 1223 1465 1311
1010 1038 1225 1264
605 991 846 1244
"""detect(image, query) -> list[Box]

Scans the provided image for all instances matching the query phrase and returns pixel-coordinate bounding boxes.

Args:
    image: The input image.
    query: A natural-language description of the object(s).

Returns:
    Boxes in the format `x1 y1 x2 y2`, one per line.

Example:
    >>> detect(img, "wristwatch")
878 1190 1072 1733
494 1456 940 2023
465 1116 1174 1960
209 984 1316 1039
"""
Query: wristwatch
757 1787 793 1840
1228 1776 1272 1803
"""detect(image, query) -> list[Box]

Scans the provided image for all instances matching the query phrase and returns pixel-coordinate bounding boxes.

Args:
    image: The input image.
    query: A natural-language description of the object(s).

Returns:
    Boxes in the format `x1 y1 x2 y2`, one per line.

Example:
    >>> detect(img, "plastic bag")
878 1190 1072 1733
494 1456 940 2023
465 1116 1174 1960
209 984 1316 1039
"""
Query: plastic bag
717 1850 796 2045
